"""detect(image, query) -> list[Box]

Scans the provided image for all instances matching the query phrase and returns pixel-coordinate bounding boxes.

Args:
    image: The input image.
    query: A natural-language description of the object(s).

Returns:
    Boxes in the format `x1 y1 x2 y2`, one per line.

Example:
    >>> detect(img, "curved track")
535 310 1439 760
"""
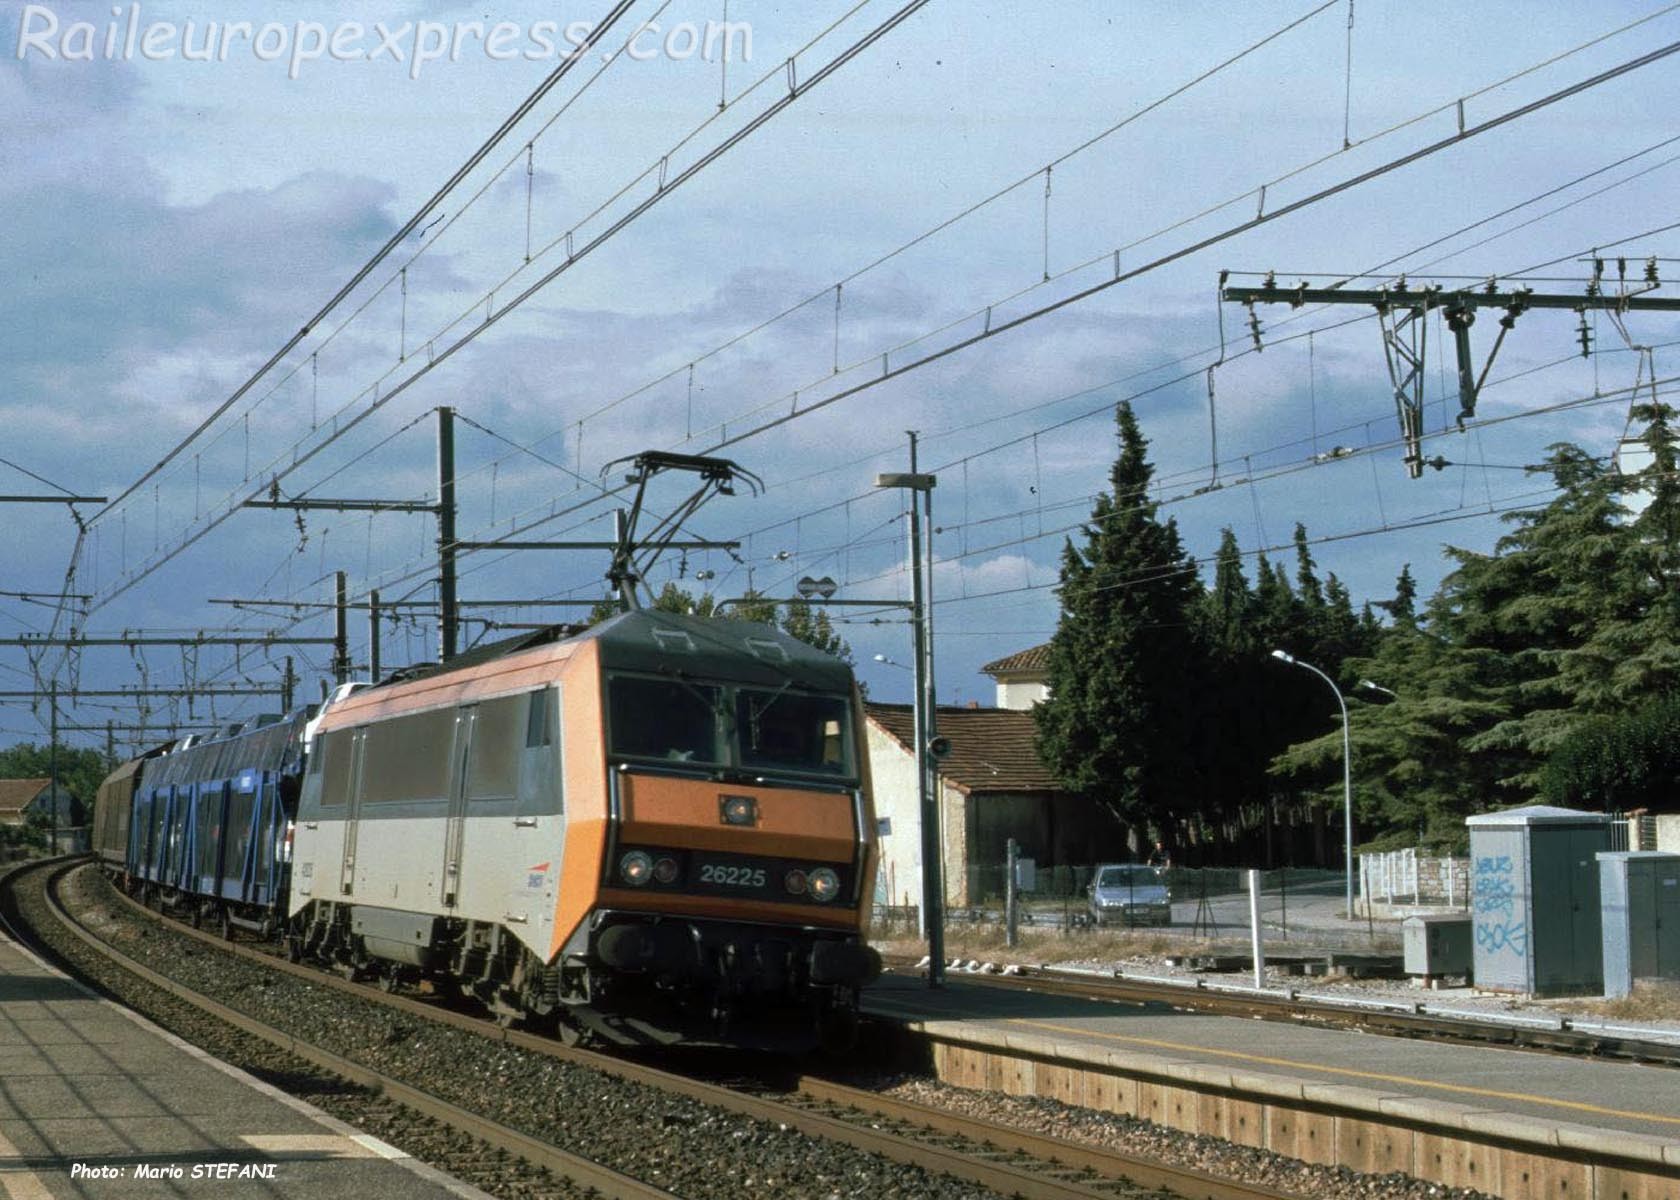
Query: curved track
8 858 1306 1200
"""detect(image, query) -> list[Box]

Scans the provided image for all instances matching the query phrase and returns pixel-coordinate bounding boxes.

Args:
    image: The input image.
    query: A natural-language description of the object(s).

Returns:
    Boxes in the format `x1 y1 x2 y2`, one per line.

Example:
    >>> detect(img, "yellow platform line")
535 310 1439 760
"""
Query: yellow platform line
1009 1017 1680 1129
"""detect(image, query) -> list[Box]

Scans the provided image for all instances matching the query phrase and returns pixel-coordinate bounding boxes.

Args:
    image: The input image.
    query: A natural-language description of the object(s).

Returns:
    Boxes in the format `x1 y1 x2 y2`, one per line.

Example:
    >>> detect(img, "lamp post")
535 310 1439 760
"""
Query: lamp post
1271 649 1353 920
876 433 942 986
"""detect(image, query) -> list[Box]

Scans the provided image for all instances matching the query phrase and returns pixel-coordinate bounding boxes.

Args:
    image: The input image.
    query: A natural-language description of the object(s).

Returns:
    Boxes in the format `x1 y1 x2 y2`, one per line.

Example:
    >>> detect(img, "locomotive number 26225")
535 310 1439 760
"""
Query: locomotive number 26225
697 863 767 888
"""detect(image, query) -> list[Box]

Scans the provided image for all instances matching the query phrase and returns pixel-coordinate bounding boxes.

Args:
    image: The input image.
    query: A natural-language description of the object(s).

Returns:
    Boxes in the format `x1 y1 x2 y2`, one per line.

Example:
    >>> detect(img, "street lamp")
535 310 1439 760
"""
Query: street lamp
1358 680 1397 701
876 433 942 986
1271 649 1354 920
873 653 910 670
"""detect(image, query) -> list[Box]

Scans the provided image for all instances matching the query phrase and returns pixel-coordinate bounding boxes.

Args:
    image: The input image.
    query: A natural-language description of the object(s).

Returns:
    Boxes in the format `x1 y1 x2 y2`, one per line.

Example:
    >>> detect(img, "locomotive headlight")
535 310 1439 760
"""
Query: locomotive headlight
619 850 653 886
653 856 680 884
784 868 808 895
720 794 757 826
808 867 840 902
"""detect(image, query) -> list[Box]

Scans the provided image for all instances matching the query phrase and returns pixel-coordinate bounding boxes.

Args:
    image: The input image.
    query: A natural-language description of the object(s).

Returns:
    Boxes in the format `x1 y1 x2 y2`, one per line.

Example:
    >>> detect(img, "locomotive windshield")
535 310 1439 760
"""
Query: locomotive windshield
608 676 725 764
607 674 854 778
736 689 851 775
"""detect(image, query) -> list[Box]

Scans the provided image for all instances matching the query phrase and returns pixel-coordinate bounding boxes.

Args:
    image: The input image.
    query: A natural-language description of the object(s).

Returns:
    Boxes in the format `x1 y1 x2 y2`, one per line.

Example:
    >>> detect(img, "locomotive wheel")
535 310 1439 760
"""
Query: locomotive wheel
284 936 303 963
555 1015 592 1048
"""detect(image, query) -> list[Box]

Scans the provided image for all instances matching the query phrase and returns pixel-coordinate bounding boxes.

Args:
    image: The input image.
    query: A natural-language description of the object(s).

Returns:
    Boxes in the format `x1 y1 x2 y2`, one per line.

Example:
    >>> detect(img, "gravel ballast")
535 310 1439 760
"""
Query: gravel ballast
27 866 1013 1200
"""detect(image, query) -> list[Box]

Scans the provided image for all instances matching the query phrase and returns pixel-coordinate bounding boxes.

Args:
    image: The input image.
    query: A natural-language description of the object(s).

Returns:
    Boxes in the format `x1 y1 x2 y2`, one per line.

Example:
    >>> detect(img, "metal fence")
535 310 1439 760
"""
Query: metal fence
872 864 1386 949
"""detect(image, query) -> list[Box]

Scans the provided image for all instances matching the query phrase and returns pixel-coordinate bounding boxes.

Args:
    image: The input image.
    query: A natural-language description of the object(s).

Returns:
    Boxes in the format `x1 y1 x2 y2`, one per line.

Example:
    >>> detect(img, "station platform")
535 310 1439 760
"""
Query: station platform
864 971 1680 1187
0 931 491 1200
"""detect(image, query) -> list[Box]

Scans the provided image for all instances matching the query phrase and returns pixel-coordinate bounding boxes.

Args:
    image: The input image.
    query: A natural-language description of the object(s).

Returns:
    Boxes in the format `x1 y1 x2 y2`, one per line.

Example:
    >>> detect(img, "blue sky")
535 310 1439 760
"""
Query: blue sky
4 1 1680 746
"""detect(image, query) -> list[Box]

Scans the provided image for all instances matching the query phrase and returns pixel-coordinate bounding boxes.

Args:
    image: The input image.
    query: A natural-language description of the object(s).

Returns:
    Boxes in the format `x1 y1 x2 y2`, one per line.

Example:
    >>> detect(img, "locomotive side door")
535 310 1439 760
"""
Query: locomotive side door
442 706 476 908
338 728 367 895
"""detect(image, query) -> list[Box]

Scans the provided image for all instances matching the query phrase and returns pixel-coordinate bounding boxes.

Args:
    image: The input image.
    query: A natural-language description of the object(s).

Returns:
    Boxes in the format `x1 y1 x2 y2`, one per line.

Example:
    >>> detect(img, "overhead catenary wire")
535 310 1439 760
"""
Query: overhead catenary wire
85 0 641 532
91 14 1680 642
26 14 1680 726
75 0 932 618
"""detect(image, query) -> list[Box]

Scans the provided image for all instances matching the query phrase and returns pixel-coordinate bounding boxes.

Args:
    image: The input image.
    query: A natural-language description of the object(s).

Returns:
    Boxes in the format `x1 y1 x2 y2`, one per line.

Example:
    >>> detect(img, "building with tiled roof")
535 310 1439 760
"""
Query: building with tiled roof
864 702 1128 911
979 643 1052 709
0 778 74 826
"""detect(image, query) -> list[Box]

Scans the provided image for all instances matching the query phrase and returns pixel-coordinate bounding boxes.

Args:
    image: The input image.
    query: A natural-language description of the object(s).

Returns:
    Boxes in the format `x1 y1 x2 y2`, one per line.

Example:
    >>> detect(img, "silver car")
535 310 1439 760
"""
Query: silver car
1087 863 1171 927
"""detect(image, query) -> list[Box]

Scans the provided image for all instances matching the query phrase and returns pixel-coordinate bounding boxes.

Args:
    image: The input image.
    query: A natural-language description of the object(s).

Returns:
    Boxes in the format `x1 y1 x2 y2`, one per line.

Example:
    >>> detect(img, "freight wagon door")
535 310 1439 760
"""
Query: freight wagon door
441 707 476 907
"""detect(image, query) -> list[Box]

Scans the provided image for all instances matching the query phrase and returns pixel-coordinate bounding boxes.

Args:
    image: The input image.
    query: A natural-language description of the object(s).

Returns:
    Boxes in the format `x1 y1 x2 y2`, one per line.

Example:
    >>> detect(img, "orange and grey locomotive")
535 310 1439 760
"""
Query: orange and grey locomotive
95 608 881 1048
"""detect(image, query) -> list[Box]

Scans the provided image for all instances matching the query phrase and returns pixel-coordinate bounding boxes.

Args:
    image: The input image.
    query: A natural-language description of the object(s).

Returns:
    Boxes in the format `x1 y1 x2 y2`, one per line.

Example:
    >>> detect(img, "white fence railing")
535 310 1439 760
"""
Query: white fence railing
1359 849 1470 908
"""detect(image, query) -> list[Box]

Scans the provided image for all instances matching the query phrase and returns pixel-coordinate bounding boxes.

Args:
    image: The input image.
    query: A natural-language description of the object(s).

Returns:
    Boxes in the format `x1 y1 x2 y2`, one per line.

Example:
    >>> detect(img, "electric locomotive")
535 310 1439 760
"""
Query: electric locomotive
286 606 880 1048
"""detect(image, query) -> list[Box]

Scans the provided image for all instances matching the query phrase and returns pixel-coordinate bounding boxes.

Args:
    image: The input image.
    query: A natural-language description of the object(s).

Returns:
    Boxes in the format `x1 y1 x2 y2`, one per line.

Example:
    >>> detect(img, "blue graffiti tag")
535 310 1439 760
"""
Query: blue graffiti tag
1472 854 1523 959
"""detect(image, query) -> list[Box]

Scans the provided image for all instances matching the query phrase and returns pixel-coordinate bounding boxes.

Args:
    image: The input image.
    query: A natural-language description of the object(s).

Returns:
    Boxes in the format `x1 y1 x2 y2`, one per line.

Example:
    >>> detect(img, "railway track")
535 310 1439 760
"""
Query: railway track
880 955 1680 1067
7 858 1307 1200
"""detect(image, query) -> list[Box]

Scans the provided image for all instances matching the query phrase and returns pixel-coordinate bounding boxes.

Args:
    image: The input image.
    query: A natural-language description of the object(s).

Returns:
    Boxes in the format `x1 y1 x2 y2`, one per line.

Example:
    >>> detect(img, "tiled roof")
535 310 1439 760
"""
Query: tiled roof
866 703 1060 795
0 778 51 819
980 643 1051 676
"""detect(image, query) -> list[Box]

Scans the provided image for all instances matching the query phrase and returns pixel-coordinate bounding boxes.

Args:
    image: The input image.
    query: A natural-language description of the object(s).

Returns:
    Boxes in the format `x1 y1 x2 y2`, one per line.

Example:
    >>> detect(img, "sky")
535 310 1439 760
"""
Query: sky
4 1 1680 749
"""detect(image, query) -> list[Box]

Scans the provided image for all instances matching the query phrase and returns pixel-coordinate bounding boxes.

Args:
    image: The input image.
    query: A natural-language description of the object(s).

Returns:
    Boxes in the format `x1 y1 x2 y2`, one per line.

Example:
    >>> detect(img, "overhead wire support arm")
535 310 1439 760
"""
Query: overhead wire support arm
242 498 438 513
0 635 333 647
1223 275 1680 476
454 539 740 553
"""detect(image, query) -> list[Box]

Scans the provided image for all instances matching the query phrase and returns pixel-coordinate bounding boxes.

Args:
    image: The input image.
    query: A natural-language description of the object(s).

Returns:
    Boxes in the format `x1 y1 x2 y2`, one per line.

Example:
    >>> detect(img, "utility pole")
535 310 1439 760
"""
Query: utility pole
368 589 382 683
242 404 459 666
282 657 296 711
48 681 58 854
437 405 458 662
332 571 350 684
876 435 942 986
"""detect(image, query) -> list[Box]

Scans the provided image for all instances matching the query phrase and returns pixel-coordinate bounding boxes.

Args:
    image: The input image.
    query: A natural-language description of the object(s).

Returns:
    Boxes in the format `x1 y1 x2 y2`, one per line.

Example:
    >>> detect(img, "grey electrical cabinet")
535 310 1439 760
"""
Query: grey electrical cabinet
1598 851 1680 999
1402 914 1472 981
1466 805 1611 996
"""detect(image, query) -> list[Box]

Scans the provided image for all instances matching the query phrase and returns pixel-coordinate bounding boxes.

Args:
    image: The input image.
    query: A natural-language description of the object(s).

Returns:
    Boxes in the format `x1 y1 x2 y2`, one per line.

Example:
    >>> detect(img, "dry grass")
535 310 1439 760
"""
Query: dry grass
1577 982 1680 1023
871 925 1211 962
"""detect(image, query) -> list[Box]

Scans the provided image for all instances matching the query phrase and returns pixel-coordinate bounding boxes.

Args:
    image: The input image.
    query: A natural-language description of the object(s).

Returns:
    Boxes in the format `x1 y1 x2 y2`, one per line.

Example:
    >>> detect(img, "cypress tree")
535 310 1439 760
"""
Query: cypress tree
1036 403 1203 839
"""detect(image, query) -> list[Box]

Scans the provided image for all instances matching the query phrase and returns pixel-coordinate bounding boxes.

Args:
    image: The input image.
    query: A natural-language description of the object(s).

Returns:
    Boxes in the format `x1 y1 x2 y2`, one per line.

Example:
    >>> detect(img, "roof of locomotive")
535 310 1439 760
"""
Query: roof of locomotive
319 610 853 734
579 608 854 692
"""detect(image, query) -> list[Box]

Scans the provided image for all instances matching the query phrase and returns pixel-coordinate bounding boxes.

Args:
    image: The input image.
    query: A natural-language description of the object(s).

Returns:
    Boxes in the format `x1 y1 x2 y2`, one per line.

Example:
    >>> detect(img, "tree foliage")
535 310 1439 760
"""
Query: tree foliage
1035 403 1203 835
1541 695 1680 812
1034 400 1680 862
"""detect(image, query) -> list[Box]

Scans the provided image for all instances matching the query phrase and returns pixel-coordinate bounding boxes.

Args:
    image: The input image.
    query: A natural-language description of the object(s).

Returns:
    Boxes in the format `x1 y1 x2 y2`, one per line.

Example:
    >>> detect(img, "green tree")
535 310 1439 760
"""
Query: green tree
1438 444 1631 798
1541 695 1680 811
1036 402 1203 838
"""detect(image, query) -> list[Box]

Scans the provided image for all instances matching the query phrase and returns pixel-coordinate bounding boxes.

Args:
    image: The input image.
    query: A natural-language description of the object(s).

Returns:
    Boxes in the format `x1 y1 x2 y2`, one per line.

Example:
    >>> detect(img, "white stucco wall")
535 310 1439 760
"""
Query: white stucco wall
866 722 924 911
994 679 1048 710
864 721 972 915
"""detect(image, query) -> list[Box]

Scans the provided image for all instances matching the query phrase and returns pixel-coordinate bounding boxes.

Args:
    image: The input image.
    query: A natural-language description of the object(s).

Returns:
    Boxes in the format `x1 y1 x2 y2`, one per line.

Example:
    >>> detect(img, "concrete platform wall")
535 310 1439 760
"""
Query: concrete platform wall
916 1031 1679 1200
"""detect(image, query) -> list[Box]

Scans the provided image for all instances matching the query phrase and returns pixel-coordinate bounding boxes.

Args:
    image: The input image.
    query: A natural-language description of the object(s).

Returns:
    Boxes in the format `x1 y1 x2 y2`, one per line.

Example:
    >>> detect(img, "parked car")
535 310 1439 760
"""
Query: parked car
1087 863 1171 927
